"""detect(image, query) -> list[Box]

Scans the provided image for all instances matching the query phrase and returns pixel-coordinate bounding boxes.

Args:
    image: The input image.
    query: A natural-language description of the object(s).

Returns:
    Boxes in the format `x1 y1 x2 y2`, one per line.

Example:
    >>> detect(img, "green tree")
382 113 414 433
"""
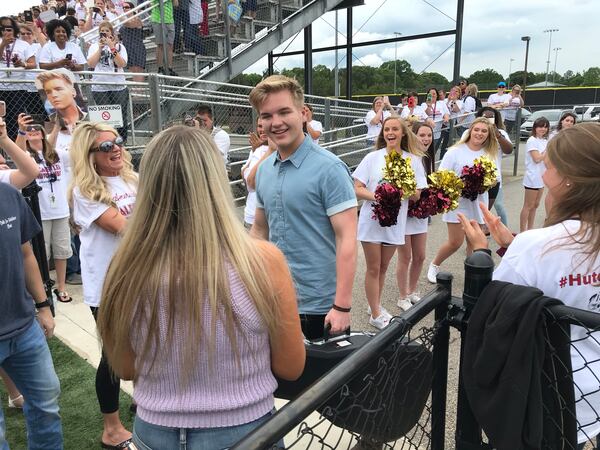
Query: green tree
467 68 504 90
583 67 600 85
417 72 449 90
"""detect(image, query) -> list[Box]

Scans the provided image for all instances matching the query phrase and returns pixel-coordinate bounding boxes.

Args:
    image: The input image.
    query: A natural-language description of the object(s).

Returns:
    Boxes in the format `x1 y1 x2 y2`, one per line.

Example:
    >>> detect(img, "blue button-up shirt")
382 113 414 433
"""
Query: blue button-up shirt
255 136 357 314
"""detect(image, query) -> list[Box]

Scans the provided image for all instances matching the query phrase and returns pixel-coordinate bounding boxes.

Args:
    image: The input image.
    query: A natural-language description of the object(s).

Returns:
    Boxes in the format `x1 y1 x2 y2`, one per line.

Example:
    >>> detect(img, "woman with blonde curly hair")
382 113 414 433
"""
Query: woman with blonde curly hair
69 122 137 449
97 125 305 449
353 116 427 328
427 117 500 283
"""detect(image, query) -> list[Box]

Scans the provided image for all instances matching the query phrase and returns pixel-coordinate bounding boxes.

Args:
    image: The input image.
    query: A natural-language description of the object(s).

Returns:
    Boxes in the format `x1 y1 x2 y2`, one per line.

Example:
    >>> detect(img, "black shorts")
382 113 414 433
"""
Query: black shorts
488 184 500 200
524 186 542 191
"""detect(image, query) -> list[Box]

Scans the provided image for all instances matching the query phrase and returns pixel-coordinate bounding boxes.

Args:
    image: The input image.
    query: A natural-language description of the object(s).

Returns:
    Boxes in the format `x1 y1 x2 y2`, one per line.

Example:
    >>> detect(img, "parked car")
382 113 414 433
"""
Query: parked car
518 107 532 123
573 104 600 122
520 109 572 140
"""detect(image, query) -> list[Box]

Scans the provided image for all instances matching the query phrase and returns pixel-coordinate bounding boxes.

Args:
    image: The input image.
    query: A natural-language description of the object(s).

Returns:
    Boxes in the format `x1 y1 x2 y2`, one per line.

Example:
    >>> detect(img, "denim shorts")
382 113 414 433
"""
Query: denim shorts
132 410 281 450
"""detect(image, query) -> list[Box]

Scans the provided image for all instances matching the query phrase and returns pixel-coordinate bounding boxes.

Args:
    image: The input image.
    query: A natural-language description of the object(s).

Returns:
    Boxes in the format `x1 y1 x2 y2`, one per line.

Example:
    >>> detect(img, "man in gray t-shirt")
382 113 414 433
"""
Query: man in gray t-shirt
0 183 63 448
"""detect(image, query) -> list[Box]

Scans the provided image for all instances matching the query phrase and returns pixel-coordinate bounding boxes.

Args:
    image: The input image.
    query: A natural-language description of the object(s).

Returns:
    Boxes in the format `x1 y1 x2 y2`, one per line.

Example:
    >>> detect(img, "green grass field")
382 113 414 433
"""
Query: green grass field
1 337 134 449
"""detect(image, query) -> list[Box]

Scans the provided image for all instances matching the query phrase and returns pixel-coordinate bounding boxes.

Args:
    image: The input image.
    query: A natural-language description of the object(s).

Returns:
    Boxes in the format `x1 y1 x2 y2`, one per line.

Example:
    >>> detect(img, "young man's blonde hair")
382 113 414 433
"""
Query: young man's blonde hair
249 75 304 111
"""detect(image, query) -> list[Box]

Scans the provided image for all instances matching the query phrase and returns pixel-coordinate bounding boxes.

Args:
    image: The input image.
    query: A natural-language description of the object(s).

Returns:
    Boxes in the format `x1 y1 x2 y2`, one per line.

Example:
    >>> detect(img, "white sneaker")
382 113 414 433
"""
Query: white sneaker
369 313 391 330
366 304 391 319
408 292 421 304
397 298 413 311
427 263 440 283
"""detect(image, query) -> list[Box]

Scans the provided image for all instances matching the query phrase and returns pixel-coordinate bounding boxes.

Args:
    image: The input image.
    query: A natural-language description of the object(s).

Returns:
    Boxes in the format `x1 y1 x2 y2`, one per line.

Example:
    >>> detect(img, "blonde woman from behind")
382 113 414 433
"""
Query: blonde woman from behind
98 126 305 449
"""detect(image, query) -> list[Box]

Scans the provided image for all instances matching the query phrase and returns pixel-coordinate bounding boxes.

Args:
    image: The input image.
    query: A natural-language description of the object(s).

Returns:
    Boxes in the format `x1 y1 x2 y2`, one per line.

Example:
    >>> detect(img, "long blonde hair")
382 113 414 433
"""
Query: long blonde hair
68 122 136 206
97 126 280 378
544 123 600 271
376 115 424 157
454 117 499 160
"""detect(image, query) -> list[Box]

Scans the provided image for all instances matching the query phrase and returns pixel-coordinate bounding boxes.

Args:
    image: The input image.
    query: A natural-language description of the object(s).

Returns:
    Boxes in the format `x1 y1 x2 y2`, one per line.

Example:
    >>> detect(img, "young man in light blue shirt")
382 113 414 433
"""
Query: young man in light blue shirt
249 75 358 339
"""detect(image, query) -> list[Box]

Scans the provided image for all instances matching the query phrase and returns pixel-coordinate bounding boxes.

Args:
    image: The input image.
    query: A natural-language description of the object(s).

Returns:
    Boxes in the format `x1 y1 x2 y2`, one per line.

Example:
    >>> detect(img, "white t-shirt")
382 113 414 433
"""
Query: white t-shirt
189 0 204 24
461 128 510 185
308 120 323 145
493 220 600 444
523 136 547 188
405 215 428 236
353 149 427 245
0 39 31 90
73 176 137 307
36 149 71 220
460 96 477 128
212 127 230 165
38 41 87 67
487 92 511 120
88 42 128 91
503 96 522 121
242 144 269 225
365 110 391 141
0 170 14 185
445 98 464 120
24 42 42 92
75 3 87 20
439 143 499 224
421 101 450 139
400 105 428 123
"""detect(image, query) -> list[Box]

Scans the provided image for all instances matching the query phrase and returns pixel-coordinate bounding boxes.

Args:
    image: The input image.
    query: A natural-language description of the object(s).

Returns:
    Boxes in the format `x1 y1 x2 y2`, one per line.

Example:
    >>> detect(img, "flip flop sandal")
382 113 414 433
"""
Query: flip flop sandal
8 394 24 409
101 438 137 449
54 289 73 303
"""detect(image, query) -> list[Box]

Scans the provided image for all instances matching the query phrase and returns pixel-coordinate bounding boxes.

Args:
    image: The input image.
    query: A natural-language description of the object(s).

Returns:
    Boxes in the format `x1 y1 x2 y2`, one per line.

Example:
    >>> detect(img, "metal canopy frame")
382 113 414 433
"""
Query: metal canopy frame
267 0 465 99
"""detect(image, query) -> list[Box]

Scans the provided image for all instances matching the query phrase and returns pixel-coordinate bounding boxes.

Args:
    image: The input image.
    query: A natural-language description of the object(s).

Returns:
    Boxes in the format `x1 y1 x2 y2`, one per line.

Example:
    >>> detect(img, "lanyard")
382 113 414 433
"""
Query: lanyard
4 42 14 68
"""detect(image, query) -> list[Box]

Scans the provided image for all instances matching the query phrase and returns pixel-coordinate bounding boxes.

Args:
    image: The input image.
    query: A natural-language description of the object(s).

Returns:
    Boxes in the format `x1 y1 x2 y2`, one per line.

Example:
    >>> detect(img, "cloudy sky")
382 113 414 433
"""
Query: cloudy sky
3 0 596 79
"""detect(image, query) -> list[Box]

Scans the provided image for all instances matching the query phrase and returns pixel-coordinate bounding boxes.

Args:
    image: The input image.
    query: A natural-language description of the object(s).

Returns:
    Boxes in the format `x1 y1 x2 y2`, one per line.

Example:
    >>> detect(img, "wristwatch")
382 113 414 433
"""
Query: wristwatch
34 300 52 309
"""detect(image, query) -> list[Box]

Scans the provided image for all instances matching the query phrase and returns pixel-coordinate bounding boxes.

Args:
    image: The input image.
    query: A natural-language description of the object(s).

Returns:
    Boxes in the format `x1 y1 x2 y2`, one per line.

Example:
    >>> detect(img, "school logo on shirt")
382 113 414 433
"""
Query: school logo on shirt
558 272 599 288
0 216 17 230
588 293 600 312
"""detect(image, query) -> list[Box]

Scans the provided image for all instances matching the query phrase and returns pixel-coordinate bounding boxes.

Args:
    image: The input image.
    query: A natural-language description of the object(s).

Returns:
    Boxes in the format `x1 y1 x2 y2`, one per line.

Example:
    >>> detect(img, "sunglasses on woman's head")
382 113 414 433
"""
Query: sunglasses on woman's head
90 136 124 152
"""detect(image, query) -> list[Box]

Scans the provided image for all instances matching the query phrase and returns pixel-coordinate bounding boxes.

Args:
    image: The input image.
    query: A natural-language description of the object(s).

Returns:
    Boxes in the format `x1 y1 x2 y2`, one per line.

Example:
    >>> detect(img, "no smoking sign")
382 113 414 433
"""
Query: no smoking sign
89 105 123 128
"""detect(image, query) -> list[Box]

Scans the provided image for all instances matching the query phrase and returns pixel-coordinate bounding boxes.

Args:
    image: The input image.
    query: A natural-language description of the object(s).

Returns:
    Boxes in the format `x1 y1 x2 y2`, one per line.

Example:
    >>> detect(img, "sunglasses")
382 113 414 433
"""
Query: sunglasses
123 5 131 9
27 125 43 132
90 136 123 153
1 27 13 32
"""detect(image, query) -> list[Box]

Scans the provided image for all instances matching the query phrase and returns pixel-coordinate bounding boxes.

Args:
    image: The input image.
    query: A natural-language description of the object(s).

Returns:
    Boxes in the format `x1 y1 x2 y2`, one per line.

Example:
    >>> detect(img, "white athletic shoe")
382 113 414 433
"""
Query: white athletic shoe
369 313 391 330
366 304 391 319
427 263 440 284
408 292 421 304
397 298 413 312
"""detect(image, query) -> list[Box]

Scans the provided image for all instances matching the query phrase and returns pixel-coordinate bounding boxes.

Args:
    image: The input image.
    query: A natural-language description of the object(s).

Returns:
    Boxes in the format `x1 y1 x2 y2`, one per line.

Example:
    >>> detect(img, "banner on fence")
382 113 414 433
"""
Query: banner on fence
88 105 123 128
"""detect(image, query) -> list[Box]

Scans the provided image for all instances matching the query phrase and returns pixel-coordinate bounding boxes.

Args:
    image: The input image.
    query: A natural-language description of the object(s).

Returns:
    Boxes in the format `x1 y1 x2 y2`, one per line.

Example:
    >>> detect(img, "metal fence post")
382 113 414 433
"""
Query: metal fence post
223 0 233 79
513 107 522 176
148 74 162 133
455 251 494 450
323 98 331 143
431 272 453 450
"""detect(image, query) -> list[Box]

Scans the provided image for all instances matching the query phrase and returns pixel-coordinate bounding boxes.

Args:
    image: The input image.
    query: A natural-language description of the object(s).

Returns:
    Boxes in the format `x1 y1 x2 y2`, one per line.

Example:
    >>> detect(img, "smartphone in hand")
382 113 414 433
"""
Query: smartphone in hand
24 10 33 22
65 53 72 60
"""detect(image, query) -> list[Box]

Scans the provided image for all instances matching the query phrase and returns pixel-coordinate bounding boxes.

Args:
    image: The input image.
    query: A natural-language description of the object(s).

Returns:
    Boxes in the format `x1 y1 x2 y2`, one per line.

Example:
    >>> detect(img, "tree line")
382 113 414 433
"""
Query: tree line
231 60 600 97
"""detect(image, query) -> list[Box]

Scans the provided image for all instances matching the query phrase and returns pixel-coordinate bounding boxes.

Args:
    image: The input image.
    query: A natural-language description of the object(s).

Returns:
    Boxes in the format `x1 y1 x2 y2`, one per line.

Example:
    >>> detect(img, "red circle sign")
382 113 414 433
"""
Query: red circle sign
102 111 111 120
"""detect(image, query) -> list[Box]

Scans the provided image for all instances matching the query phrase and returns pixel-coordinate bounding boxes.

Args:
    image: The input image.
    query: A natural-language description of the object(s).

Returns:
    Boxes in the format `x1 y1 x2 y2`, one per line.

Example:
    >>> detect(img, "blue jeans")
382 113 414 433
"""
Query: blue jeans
493 186 509 226
133 410 279 450
0 321 63 450
66 234 80 276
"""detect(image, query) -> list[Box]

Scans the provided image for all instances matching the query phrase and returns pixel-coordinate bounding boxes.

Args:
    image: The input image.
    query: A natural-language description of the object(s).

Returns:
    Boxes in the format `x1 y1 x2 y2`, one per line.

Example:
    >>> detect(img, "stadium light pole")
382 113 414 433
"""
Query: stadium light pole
543 28 559 86
393 32 402 94
521 36 531 93
553 47 562 83
507 58 515 86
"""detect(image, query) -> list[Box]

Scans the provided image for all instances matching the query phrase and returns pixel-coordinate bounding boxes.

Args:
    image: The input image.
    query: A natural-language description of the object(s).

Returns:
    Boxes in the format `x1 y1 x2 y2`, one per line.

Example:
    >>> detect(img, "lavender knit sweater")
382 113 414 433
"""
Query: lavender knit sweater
130 268 277 428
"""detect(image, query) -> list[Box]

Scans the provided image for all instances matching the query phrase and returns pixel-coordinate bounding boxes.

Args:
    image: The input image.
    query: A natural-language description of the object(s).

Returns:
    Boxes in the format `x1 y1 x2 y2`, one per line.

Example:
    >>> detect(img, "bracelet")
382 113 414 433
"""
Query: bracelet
18 130 27 136
332 304 351 313
34 299 52 309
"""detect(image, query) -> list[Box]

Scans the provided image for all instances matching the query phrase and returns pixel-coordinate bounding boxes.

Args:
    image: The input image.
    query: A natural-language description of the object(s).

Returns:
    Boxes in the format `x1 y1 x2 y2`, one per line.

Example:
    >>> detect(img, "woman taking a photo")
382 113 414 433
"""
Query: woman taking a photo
97 125 305 449
396 122 433 310
427 117 499 283
459 122 600 449
519 117 549 232
421 87 450 154
70 122 137 449
38 19 86 72
353 116 427 327
87 21 130 141
16 114 73 304
364 96 392 146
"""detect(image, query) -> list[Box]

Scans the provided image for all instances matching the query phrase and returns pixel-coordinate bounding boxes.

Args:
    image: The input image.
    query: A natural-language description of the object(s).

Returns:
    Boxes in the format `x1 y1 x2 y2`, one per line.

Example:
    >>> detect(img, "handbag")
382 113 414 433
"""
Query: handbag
227 0 242 23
